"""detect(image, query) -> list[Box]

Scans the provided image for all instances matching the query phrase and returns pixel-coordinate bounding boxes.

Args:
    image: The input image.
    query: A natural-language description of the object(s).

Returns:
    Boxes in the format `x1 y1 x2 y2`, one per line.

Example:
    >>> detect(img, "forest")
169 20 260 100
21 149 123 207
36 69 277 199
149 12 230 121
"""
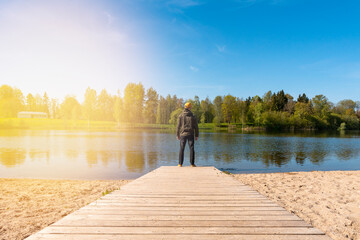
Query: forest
0 83 359 130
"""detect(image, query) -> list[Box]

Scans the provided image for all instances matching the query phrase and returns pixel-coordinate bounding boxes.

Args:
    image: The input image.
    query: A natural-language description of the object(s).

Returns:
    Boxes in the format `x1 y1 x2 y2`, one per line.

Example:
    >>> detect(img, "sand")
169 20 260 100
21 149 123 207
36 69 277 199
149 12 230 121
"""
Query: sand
2 171 359 240
233 171 360 240
0 178 131 240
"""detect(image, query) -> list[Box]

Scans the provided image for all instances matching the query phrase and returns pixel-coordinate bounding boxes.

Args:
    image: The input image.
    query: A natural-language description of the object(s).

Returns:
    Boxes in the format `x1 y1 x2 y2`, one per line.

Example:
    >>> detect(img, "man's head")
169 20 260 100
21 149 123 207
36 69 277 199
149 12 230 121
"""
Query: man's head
184 102 192 110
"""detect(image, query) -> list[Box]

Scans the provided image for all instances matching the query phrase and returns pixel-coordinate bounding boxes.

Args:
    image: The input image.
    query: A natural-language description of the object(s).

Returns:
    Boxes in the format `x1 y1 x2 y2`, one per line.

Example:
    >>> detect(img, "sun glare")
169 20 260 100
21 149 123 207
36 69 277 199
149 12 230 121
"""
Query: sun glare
0 0 152 100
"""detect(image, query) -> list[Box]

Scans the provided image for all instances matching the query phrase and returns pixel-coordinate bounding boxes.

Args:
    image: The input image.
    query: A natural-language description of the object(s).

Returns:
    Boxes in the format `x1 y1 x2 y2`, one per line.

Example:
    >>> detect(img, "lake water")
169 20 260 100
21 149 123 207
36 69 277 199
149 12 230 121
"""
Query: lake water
0 130 359 180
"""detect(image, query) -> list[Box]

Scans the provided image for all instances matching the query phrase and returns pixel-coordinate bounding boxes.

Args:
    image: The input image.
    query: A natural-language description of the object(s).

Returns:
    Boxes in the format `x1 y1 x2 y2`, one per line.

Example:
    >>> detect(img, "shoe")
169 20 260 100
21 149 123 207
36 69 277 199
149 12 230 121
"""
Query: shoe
178 164 182 167
191 164 196 167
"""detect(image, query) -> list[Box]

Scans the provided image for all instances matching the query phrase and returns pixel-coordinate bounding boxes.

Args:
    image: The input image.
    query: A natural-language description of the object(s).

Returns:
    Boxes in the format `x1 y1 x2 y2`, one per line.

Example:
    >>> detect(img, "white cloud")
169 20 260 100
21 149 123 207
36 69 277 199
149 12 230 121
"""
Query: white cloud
167 0 201 8
216 44 226 53
104 11 115 25
190 66 199 72
232 0 286 8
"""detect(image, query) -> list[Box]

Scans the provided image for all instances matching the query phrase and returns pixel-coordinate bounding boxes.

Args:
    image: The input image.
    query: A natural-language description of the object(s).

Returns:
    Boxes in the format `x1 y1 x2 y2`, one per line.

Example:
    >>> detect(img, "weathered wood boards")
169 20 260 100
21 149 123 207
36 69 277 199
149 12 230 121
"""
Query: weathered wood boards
26 166 331 239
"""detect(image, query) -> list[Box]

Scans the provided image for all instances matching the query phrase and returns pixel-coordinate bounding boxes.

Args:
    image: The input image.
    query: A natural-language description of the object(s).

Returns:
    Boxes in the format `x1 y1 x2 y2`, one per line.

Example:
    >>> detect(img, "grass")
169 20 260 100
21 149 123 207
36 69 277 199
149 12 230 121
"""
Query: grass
0 118 257 132
101 187 121 196
0 118 116 130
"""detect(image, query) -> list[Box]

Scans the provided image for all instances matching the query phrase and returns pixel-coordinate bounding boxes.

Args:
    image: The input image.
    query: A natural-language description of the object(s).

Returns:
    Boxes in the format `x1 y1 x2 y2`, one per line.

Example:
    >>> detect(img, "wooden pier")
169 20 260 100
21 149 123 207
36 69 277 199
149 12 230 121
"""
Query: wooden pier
27 166 331 239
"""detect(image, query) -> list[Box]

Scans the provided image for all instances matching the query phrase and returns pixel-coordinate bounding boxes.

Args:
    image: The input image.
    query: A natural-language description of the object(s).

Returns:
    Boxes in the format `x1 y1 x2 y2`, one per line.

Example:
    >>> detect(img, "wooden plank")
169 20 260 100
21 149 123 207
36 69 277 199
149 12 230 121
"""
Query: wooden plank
103 195 268 199
52 220 311 227
82 206 285 211
57 214 303 221
101 196 269 201
96 199 275 203
39 226 325 235
73 209 293 216
88 203 279 207
26 166 330 240
26 234 332 240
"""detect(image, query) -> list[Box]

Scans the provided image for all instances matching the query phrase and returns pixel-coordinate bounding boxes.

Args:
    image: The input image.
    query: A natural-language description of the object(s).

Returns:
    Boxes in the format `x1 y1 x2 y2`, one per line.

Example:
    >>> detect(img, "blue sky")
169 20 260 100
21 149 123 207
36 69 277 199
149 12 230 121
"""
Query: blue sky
1 0 360 103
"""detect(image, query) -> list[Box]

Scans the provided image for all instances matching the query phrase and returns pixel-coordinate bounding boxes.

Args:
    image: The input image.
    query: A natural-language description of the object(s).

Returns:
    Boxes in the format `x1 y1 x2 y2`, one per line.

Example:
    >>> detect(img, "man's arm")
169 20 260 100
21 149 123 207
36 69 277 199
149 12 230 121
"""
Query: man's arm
194 116 199 139
176 115 182 139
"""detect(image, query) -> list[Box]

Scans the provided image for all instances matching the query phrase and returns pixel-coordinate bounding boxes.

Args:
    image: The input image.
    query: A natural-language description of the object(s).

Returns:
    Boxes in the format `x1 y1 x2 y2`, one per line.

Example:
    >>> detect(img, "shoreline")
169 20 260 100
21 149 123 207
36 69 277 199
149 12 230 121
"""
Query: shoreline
233 170 360 240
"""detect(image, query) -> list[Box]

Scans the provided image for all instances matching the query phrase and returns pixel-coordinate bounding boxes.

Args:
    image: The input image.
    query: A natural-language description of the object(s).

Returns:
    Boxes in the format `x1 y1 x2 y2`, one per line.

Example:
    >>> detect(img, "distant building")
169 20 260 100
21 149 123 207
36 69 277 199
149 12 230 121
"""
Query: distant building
17 111 48 119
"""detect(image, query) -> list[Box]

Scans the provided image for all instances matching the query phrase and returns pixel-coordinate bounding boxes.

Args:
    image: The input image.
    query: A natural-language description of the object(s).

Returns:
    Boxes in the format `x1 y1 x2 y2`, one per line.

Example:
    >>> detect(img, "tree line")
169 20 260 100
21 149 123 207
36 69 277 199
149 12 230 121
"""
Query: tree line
0 83 359 130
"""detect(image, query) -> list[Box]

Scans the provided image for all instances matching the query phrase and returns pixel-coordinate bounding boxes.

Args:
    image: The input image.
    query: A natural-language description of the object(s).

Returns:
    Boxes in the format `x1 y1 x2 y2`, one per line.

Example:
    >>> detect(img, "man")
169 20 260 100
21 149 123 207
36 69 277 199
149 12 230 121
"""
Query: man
176 102 199 167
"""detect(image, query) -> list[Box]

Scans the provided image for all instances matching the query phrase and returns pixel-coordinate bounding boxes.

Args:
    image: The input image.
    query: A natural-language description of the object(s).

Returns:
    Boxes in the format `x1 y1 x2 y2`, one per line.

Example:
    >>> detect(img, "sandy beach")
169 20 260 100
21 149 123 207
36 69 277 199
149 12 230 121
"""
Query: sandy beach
0 178 131 240
233 171 360 240
1 171 359 240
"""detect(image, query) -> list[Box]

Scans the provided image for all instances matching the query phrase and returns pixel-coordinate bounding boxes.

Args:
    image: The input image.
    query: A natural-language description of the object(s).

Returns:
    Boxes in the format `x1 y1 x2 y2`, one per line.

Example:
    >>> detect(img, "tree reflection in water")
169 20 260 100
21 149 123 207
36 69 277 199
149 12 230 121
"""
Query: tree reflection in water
335 145 360 161
66 149 79 160
125 151 145 173
309 142 327 164
0 148 26 167
0 131 360 178
86 150 98 167
147 152 158 169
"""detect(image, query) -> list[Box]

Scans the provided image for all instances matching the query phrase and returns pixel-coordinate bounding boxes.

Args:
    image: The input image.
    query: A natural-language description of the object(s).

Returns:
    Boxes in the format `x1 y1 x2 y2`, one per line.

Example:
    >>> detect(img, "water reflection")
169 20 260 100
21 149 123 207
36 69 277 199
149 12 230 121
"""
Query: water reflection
147 152 158 169
0 148 26 167
294 142 306 165
0 130 359 179
86 150 98 167
335 145 360 161
308 142 327 164
66 149 79 160
125 151 145 172
29 150 49 162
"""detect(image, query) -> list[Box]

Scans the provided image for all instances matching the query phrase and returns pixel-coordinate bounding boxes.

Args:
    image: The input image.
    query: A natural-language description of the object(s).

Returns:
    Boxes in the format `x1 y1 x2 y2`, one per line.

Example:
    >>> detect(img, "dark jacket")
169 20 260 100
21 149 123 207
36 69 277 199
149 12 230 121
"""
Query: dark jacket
176 109 199 138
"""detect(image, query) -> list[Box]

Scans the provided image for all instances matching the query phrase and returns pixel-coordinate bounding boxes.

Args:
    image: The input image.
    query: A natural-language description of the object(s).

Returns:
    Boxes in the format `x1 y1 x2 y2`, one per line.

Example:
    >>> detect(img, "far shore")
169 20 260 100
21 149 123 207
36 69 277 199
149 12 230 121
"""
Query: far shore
1 170 359 240
0 117 260 131
233 170 360 240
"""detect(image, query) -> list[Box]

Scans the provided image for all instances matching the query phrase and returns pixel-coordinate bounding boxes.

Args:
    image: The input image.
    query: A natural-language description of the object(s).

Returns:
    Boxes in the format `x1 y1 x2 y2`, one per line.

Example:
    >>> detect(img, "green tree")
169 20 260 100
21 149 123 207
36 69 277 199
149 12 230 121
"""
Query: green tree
34 94 42 112
97 89 114 121
293 102 313 128
297 93 309 103
271 90 288 111
26 93 36 111
83 87 97 122
113 90 124 124
123 83 145 123
0 85 24 117
254 102 264 126
284 94 295 114
213 96 223 125
42 92 50 115
237 99 248 127
156 96 168 124
144 88 159 124
312 95 331 119
176 98 184 109
164 94 178 124
169 108 183 125
262 91 273 111
248 96 262 125
60 95 81 120
200 97 214 123
222 95 238 123
336 99 357 115
262 111 290 130
50 98 59 119
188 96 201 122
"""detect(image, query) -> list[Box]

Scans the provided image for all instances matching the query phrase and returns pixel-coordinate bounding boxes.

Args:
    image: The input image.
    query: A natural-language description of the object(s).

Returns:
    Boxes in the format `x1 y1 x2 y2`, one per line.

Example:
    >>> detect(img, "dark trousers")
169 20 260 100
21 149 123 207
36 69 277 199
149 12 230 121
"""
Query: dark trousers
179 135 195 165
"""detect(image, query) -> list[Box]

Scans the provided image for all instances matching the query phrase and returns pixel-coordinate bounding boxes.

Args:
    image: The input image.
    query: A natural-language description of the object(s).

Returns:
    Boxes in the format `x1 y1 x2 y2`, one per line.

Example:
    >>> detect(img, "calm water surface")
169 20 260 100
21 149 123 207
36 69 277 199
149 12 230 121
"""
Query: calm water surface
0 130 359 179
